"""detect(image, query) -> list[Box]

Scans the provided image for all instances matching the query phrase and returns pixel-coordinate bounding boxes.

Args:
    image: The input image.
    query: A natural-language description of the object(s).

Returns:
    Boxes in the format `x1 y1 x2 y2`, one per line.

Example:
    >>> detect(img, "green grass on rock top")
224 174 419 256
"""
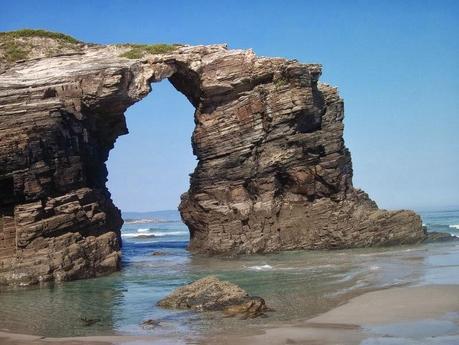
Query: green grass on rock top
0 29 80 44
0 29 81 63
0 29 181 63
119 44 180 59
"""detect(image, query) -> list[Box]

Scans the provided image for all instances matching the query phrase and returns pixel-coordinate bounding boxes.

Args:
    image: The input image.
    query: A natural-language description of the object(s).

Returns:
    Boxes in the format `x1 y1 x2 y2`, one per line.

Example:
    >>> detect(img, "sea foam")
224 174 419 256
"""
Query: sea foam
247 264 273 271
121 233 156 239
449 224 459 230
121 231 188 238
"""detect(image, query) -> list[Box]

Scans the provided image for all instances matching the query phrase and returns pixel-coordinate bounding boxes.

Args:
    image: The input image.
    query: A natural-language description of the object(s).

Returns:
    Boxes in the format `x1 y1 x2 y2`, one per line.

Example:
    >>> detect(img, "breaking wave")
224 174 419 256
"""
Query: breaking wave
247 264 273 271
122 233 156 239
122 231 188 239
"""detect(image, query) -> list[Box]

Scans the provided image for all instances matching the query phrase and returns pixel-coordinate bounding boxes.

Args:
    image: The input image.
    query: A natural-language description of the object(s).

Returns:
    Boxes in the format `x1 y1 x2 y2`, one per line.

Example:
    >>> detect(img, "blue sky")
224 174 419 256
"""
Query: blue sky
1 0 458 211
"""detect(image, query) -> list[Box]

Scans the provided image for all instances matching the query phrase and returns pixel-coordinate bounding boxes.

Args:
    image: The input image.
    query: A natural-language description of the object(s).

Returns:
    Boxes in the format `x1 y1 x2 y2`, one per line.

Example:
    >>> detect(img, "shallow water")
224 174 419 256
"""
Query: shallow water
0 210 458 341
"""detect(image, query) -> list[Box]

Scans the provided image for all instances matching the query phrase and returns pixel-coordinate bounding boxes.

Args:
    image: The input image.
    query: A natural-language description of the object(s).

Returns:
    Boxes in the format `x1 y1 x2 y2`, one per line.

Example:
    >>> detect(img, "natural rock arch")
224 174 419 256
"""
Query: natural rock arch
0 42 424 285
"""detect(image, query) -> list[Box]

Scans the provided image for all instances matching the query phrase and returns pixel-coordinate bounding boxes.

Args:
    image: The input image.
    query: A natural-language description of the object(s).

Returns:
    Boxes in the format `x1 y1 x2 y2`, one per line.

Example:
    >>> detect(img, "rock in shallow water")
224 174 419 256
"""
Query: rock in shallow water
157 276 270 318
80 317 101 327
423 231 459 243
141 319 161 329
150 251 167 256
223 296 270 319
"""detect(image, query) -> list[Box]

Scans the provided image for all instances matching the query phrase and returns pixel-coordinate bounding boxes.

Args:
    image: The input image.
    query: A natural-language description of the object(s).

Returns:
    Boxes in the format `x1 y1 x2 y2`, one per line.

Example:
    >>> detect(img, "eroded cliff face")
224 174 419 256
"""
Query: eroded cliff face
0 34 425 285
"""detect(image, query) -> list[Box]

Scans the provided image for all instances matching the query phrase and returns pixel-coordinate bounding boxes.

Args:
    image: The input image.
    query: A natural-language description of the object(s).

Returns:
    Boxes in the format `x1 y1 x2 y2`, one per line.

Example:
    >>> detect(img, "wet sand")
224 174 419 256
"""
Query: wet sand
207 284 459 345
1 284 458 345
309 284 459 324
0 333 179 345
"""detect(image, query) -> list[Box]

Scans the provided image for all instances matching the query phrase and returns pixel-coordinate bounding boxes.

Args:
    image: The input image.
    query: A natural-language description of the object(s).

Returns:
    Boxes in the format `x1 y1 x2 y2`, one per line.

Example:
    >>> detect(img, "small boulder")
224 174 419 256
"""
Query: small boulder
80 317 100 326
223 296 269 319
151 251 167 256
141 319 160 329
157 276 270 318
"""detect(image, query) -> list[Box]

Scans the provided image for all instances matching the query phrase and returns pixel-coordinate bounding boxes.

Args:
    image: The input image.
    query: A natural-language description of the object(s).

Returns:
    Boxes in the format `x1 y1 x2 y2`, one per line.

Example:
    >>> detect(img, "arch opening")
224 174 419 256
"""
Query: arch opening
107 78 197 218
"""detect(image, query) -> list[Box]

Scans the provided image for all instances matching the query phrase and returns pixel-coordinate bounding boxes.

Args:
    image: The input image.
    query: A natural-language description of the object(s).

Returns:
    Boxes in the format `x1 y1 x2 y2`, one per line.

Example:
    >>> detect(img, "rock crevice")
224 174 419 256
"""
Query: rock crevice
0 35 424 284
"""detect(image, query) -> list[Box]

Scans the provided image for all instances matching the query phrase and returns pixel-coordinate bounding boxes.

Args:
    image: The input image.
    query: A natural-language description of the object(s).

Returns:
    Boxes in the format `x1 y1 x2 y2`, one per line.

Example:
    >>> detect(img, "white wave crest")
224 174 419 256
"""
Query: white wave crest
449 224 459 230
247 264 273 271
151 231 188 237
137 228 150 233
121 233 156 239
122 231 188 239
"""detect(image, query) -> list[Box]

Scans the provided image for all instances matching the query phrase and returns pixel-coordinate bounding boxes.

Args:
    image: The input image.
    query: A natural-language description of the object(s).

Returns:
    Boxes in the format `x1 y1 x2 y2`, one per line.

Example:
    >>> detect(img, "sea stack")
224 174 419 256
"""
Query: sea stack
0 31 424 285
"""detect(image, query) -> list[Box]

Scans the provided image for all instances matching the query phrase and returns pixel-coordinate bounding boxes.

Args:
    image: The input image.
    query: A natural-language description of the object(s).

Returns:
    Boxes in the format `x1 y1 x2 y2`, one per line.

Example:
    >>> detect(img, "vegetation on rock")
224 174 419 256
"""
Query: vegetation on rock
119 43 179 59
0 29 179 64
0 38 29 62
0 29 81 63
0 29 79 43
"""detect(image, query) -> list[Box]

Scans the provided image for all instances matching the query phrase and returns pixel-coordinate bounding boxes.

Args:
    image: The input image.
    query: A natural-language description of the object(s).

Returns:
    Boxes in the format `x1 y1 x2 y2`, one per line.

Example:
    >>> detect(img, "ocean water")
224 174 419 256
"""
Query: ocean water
0 209 458 341
421 209 459 235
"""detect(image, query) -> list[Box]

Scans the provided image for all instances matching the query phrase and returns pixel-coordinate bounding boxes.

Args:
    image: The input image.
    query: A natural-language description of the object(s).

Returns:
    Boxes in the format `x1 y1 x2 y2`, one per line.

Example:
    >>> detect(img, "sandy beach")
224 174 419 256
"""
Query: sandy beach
210 284 459 345
1 284 458 345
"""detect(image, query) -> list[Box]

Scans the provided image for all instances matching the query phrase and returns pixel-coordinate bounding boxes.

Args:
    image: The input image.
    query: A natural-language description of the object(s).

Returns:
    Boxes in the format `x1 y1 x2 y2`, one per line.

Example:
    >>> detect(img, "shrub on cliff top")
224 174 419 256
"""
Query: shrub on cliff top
0 29 81 63
119 44 179 59
0 29 80 44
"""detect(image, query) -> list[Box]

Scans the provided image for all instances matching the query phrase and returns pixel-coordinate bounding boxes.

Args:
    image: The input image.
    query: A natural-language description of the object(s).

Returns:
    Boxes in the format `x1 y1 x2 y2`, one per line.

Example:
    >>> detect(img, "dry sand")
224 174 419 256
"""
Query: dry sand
1 284 458 345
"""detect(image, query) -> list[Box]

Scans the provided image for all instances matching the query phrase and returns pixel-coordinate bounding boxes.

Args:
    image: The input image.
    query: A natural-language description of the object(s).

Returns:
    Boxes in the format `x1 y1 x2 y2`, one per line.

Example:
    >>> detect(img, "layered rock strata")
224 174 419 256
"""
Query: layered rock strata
0 34 424 284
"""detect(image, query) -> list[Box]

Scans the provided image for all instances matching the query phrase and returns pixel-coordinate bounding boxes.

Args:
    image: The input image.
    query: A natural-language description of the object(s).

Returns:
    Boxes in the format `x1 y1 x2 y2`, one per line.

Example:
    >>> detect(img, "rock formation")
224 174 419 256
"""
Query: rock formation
158 276 270 318
0 30 425 285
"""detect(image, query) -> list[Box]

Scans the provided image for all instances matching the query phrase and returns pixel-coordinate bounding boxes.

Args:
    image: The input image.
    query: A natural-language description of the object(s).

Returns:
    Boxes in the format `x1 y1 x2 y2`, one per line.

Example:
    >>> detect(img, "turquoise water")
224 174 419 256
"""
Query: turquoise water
0 209 458 340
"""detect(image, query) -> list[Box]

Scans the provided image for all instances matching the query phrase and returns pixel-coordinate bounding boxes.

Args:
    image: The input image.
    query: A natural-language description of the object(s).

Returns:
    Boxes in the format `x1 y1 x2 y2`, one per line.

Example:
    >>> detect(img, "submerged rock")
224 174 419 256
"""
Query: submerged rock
151 251 167 256
423 231 458 243
141 319 160 329
80 317 101 327
157 276 270 318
